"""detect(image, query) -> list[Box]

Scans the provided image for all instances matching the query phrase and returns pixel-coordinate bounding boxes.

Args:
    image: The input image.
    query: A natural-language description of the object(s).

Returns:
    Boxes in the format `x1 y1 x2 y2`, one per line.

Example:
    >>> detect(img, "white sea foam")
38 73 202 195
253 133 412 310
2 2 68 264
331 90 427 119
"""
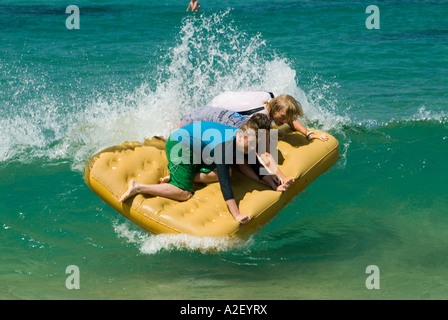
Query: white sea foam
410 106 447 123
113 221 251 254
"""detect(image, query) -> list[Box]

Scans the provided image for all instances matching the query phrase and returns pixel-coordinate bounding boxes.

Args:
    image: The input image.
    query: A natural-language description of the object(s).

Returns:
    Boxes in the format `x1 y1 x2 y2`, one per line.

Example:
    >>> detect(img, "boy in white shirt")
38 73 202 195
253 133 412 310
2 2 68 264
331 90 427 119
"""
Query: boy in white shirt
207 91 329 141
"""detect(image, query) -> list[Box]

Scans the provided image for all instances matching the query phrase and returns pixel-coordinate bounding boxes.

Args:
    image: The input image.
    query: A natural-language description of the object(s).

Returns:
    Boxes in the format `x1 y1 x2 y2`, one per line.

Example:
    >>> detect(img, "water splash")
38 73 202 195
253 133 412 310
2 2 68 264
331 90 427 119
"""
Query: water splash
113 221 251 255
0 9 351 172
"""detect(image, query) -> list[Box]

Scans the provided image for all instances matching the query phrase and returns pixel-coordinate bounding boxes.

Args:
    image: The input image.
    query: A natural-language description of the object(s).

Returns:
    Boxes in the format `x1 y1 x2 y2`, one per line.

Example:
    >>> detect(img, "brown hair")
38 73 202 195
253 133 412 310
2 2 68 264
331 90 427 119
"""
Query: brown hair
266 94 304 123
240 113 271 139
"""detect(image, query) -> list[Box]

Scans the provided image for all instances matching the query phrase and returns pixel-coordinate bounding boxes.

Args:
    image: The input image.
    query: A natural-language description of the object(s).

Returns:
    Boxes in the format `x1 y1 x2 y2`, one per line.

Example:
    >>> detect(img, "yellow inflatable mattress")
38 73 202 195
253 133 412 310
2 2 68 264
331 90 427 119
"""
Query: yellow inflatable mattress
84 127 339 237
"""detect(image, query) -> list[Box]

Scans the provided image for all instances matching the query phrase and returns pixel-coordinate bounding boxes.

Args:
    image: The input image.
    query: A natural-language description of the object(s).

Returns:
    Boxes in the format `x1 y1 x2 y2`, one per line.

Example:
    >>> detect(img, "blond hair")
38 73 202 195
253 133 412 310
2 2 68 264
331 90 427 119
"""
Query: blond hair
266 94 304 123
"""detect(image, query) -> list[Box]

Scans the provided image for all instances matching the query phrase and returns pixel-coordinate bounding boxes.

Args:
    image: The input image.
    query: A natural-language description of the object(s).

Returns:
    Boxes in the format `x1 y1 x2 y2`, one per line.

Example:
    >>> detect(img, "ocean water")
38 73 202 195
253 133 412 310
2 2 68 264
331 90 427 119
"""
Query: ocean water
1 0 447 300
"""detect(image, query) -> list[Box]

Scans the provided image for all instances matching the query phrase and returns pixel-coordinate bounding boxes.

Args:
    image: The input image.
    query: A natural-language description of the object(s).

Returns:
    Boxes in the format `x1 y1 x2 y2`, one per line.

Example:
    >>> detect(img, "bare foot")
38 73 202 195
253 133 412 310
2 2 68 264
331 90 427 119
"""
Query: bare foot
159 175 170 183
119 179 139 202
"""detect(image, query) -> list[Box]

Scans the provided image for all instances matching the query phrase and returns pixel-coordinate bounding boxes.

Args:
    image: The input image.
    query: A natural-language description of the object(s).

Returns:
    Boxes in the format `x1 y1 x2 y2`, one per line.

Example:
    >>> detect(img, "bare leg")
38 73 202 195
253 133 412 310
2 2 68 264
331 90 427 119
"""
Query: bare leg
160 168 226 185
193 168 231 184
238 163 270 187
238 163 287 191
119 179 192 202
194 171 218 183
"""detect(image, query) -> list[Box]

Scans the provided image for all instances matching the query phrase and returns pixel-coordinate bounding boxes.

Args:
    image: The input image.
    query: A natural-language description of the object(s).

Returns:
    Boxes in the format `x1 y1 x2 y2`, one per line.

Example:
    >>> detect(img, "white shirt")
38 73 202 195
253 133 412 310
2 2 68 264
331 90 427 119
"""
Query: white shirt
206 91 277 118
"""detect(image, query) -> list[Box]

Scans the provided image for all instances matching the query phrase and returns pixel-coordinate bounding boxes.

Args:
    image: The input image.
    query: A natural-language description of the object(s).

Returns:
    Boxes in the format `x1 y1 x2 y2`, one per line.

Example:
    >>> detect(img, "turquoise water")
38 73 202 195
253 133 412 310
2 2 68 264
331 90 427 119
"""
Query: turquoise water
1 0 448 299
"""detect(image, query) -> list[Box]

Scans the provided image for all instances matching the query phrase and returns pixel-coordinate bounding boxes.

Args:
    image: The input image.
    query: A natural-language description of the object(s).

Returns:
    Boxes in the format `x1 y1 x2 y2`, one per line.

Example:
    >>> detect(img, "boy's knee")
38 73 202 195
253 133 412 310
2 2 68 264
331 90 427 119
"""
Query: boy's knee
178 190 193 201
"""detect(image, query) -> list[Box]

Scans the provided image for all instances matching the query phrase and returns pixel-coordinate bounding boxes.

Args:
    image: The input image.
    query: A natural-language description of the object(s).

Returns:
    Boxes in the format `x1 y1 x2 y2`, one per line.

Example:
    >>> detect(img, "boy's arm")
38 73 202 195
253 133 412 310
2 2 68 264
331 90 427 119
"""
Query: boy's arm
290 119 329 142
257 152 295 188
215 141 250 224
226 199 251 224
216 162 251 224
